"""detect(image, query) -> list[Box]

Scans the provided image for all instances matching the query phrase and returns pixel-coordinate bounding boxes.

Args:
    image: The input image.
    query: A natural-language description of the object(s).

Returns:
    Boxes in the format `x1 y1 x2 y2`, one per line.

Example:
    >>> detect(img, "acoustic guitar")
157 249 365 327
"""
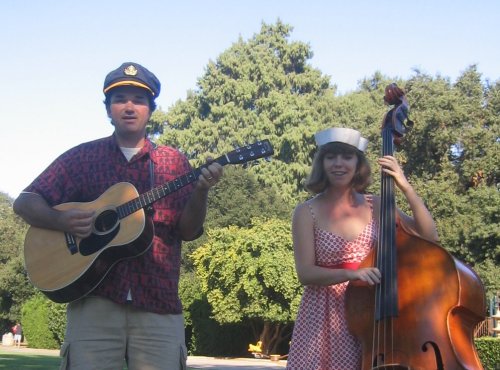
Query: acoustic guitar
24 140 274 303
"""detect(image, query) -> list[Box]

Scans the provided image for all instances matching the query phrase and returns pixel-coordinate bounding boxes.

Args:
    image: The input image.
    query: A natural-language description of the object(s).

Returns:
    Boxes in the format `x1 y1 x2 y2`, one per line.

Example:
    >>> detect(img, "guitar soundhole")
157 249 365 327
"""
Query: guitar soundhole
94 209 119 234
79 209 121 256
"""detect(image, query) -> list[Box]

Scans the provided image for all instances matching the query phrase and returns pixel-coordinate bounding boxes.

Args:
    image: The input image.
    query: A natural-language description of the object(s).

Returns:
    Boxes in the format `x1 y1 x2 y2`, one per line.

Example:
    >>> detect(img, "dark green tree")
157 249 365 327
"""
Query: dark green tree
152 20 339 206
0 192 35 332
179 165 292 271
178 165 293 354
191 218 301 356
402 67 499 267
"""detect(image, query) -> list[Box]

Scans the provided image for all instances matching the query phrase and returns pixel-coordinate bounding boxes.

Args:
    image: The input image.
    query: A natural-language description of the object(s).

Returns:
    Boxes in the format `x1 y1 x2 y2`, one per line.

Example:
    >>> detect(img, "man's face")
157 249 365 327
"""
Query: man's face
106 86 152 137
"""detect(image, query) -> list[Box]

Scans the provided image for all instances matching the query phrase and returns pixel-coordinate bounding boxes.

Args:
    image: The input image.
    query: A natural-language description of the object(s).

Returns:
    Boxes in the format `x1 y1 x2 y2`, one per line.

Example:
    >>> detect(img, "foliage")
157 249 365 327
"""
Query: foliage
400 69 499 269
187 296 254 356
47 300 66 345
180 273 255 356
473 259 500 302
0 193 23 263
0 192 35 333
191 217 301 354
155 21 498 281
21 294 60 349
153 20 338 206
205 166 292 229
179 166 294 354
343 68 499 292
180 166 292 270
475 337 500 370
179 272 203 328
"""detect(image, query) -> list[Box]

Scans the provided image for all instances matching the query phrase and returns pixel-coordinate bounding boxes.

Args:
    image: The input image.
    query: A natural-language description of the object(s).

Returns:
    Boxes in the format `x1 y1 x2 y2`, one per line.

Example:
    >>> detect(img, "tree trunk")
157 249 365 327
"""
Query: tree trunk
258 321 293 356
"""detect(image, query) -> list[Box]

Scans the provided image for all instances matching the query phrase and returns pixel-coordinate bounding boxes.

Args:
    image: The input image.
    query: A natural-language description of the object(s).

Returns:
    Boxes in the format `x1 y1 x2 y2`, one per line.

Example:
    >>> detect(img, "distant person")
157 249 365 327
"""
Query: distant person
286 127 438 369
13 62 223 369
13 322 22 347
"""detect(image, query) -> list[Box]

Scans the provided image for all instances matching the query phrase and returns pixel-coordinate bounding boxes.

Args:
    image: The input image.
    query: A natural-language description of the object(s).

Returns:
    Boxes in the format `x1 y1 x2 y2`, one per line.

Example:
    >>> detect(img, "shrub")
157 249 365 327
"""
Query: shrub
48 300 67 345
476 337 500 369
21 293 65 349
188 297 253 356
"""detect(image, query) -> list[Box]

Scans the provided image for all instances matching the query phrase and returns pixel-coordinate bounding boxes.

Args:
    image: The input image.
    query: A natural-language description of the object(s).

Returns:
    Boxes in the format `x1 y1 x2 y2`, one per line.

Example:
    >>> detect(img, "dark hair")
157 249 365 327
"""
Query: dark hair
103 91 157 112
305 142 372 194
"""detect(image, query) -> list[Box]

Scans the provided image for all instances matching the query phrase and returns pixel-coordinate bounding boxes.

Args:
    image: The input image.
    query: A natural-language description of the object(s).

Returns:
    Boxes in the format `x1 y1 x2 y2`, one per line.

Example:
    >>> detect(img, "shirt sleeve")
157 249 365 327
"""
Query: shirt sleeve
23 149 81 206
151 147 195 228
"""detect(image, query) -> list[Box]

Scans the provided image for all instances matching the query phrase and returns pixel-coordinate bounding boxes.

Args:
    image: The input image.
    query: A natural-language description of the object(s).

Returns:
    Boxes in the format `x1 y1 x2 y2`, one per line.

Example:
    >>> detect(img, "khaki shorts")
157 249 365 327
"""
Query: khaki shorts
59 296 186 370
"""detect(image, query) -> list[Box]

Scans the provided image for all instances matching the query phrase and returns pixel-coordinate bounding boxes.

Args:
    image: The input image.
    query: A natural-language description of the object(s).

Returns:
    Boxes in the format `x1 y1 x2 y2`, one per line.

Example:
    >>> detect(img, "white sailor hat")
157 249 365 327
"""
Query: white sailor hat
314 127 368 152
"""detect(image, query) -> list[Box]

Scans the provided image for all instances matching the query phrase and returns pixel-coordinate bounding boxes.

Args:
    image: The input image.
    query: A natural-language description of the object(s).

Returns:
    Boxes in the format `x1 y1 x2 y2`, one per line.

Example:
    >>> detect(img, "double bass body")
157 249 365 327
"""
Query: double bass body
346 223 486 369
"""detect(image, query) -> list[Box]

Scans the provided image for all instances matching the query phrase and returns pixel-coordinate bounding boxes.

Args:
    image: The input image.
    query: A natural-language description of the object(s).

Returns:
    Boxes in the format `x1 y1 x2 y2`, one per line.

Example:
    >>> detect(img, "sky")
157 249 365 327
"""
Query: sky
1 0 499 199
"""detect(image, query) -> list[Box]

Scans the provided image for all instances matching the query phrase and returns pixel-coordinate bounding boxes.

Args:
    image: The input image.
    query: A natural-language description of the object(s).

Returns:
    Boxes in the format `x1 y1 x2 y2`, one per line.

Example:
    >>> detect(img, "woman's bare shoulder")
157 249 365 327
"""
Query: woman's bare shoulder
293 197 317 221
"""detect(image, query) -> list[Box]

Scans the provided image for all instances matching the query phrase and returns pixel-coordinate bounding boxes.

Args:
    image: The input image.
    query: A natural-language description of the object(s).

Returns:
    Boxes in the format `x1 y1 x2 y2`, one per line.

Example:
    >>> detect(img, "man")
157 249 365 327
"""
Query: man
13 62 223 369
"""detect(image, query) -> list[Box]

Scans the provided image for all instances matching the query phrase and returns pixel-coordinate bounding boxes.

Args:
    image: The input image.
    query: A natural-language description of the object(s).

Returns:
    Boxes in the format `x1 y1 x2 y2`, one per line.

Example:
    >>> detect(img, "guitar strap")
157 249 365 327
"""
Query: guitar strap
145 141 157 216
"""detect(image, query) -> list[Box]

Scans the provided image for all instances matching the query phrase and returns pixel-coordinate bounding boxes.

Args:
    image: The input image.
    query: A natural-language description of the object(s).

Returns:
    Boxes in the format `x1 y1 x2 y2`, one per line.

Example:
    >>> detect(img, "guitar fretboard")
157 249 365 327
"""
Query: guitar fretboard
115 155 229 219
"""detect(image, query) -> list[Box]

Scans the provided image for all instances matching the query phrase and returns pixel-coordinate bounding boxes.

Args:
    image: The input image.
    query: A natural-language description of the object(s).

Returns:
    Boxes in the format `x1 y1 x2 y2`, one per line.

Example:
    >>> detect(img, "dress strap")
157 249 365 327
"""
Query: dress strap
306 200 318 227
365 194 374 215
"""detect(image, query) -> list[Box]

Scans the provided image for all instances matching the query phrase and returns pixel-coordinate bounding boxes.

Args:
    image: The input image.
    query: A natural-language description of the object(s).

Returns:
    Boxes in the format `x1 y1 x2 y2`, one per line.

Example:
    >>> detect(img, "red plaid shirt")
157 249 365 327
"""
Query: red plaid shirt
24 135 195 314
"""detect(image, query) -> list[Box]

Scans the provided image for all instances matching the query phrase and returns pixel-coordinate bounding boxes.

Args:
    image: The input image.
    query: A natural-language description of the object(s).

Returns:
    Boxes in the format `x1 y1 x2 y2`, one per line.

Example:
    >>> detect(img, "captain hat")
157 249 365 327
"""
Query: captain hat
314 127 368 152
103 62 161 97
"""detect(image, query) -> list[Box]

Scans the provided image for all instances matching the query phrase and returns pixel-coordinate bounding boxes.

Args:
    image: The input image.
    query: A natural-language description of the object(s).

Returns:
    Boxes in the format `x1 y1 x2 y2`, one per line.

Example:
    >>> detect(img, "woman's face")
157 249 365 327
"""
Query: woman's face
323 151 359 188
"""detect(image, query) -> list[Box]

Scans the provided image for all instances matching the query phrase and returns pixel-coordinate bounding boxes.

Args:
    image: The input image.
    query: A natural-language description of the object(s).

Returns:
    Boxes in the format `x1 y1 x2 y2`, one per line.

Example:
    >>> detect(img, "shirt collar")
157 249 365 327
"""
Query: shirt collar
109 134 158 163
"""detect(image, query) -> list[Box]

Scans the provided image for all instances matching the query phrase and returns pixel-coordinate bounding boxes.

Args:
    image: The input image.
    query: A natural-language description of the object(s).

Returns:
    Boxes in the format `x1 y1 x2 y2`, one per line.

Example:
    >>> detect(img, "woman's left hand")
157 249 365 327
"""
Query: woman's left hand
378 155 411 193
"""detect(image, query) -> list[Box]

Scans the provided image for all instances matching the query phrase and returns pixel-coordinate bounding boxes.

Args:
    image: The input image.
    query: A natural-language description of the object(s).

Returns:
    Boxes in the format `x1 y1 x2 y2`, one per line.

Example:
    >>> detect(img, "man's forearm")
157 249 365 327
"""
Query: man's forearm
178 188 209 240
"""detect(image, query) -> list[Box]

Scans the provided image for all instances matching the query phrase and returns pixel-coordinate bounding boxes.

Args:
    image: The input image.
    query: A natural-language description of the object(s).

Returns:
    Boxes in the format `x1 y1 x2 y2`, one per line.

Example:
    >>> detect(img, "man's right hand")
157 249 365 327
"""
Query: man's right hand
58 208 95 238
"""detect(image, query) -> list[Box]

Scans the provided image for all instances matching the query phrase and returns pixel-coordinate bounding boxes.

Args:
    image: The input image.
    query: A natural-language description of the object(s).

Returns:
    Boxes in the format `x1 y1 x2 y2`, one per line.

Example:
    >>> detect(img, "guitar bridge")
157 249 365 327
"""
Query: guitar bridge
65 232 78 255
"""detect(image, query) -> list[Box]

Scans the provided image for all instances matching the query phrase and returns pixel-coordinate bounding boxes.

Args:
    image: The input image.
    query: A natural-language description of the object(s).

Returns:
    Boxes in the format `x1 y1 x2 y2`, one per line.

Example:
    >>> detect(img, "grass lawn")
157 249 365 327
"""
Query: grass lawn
0 351 61 369
0 350 197 369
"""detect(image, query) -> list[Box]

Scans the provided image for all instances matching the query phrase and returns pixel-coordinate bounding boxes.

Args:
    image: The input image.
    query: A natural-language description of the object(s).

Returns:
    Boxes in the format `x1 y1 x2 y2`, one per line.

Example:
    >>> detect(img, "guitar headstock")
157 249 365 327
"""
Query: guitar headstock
225 140 274 164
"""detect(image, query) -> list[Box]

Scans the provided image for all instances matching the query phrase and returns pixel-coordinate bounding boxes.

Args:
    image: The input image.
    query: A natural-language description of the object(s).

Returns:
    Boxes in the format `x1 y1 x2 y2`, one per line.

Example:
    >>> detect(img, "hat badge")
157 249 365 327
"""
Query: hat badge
123 65 138 76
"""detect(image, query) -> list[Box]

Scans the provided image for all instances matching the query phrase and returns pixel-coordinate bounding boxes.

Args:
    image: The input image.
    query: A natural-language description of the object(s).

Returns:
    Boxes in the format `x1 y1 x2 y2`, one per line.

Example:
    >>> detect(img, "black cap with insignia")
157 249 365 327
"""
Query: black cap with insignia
103 62 161 97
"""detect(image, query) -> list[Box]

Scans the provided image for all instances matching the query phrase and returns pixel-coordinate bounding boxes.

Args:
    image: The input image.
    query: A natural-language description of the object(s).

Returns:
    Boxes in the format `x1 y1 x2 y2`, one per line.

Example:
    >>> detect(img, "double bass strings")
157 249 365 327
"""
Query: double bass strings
373 115 399 365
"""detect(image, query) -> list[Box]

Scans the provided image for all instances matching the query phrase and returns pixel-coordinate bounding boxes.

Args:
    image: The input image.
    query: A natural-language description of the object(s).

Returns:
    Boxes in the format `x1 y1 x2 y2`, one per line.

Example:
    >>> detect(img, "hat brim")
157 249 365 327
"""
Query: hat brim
103 80 155 96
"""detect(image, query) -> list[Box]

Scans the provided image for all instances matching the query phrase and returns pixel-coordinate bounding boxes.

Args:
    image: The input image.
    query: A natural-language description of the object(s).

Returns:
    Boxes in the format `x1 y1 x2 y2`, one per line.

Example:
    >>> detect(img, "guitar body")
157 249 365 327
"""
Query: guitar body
22 139 275 303
24 182 154 303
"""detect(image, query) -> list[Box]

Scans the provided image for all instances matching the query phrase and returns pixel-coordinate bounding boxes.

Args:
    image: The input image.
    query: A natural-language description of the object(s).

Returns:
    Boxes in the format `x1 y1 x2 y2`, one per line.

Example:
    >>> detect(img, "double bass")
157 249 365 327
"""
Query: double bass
345 84 486 369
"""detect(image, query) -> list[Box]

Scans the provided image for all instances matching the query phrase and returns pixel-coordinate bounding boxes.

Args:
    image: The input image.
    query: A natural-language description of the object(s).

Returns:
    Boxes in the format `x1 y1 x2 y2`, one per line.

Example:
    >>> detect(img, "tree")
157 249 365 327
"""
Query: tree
206 166 292 229
178 165 294 355
179 165 292 270
191 218 302 355
0 192 35 332
401 68 499 266
152 20 339 206
147 17 498 353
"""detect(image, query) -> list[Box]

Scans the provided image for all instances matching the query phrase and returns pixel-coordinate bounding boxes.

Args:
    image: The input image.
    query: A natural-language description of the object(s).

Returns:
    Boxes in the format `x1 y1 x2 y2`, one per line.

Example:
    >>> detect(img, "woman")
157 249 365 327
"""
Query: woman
286 127 438 369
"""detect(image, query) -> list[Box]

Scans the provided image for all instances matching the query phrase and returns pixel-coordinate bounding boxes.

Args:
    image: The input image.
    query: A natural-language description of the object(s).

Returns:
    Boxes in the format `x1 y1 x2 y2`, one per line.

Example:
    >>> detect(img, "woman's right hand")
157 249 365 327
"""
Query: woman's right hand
350 267 381 285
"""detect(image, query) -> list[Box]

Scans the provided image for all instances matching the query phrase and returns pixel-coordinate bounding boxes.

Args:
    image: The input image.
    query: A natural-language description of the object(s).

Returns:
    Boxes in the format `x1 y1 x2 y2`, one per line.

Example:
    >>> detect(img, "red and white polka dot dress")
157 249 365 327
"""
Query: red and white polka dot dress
287 197 377 370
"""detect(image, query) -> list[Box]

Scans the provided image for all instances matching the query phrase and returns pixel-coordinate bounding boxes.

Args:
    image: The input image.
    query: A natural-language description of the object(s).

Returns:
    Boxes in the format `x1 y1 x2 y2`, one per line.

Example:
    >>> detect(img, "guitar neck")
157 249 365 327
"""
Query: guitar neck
116 155 230 219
